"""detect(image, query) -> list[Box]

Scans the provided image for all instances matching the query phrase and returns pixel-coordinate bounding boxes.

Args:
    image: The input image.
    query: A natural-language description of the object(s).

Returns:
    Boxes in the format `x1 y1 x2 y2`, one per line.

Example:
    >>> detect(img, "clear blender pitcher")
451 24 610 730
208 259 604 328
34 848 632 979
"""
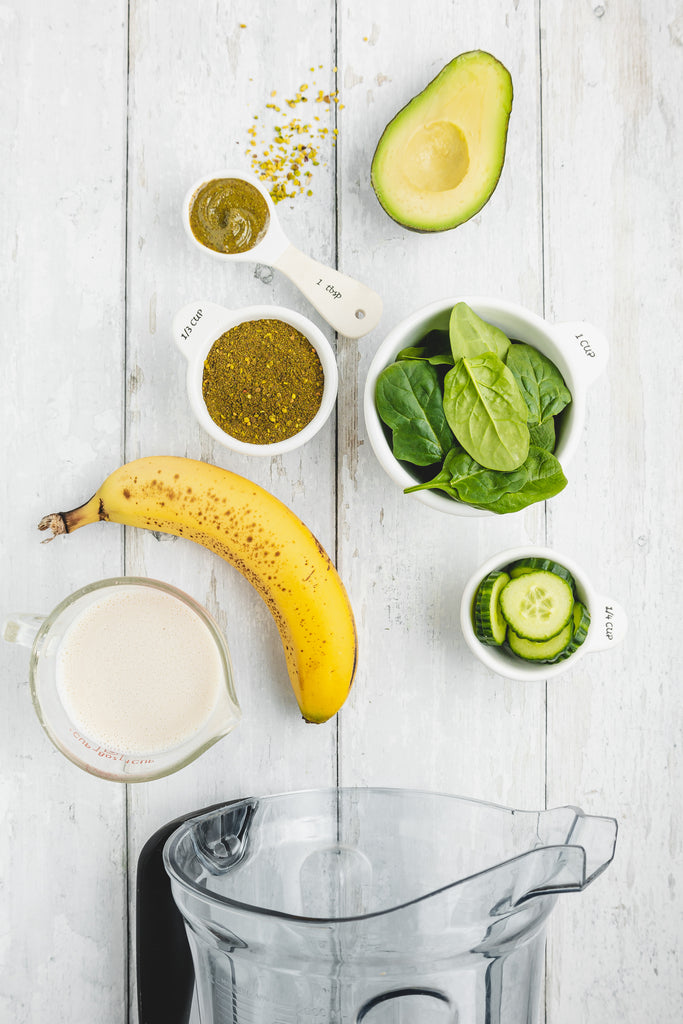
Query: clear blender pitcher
136 787 617 1024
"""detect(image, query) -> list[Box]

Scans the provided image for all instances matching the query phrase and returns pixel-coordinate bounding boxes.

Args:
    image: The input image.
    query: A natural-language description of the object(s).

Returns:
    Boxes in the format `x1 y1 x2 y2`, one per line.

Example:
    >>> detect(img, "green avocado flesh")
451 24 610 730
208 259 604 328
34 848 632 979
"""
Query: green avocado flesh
371 51 513 232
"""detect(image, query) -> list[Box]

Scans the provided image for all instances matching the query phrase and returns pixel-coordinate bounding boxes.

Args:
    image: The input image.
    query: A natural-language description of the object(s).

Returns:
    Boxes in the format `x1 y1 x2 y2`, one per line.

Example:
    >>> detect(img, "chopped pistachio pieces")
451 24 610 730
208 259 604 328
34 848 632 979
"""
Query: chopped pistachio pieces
245 67 343 203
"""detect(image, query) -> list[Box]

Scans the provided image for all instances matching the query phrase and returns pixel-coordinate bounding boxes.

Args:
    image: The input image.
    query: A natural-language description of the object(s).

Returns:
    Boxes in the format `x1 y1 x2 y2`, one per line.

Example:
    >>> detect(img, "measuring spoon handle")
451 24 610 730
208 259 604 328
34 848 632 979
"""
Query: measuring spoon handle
273 244 382 339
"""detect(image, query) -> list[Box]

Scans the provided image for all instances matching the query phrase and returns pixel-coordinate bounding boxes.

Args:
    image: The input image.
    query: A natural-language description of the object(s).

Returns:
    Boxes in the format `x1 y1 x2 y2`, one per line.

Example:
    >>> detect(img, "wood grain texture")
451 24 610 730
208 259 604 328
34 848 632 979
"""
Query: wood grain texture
0 2 129 1022
540 2 683 1019
336 1 549 809
0 0 680 1021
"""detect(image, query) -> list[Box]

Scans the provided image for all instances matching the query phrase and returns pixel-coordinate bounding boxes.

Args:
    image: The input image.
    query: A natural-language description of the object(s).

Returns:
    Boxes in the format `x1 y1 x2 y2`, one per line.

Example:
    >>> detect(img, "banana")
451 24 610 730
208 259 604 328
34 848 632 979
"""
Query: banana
38 456 357 723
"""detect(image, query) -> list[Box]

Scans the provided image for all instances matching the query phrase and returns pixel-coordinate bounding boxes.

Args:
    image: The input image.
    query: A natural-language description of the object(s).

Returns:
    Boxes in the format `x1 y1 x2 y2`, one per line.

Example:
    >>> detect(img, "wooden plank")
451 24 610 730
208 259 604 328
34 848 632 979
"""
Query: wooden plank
541 1 683 1019
336 3 549 807
0 2 129 1021
122 1 342 1014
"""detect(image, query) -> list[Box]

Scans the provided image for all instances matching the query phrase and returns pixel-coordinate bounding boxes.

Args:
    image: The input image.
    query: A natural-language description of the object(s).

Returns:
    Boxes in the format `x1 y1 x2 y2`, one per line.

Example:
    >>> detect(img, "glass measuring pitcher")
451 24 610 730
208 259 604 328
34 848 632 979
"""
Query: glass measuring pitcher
2 577 240 782
137 787 617 1023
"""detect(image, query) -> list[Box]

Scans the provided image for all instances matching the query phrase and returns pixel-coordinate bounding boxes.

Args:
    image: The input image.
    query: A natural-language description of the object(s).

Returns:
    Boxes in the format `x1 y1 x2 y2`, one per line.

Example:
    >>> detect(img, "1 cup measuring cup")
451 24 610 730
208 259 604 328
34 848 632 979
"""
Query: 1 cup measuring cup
183 170 383 339
2 577 241 782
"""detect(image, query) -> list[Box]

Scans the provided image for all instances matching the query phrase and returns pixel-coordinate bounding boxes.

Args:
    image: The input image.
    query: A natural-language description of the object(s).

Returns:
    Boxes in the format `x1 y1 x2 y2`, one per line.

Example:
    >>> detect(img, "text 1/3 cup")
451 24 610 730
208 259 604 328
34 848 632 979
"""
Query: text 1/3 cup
172 300 338 456
2 577 241 782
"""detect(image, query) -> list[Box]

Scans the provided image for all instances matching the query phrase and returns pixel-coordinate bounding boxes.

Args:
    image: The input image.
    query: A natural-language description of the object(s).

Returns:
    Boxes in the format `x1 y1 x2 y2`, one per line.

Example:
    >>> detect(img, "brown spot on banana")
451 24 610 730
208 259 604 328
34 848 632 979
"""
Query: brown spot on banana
37 456 357 722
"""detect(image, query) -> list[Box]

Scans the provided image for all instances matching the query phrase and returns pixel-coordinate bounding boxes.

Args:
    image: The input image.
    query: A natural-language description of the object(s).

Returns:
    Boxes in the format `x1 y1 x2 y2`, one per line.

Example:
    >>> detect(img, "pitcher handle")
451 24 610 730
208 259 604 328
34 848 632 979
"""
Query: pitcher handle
2 613 46 648
136 800 242 1024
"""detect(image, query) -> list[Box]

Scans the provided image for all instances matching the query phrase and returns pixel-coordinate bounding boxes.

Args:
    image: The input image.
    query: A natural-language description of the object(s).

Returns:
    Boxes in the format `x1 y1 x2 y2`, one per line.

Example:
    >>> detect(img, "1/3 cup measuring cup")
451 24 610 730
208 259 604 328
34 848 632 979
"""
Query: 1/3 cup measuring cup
183 171 383 339
137 787 617 1024
172 299 339 456
2 577 241 782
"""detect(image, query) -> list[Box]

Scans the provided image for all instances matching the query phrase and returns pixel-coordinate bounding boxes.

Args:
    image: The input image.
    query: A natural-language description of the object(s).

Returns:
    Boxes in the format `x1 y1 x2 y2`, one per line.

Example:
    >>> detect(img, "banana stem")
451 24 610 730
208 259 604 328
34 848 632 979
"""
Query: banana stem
37 513 67 541
38 494 104 542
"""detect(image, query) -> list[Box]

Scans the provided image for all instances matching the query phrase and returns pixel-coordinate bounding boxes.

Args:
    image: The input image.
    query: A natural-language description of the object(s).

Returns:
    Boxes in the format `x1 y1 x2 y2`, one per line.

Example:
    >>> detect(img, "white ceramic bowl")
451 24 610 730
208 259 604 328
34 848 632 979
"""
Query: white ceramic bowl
363 296 609 517
460 546 627 681
171 300 338 456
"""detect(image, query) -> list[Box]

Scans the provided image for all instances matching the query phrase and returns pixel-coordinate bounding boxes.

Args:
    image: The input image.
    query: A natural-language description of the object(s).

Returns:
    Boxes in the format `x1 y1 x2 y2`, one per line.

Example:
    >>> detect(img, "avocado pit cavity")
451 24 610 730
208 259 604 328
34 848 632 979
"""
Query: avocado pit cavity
403 120 470 193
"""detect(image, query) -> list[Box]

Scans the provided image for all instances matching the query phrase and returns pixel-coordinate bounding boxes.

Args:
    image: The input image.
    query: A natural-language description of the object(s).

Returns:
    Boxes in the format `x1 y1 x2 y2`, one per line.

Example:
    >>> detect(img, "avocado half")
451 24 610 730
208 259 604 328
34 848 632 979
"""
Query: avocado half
371 51 513 232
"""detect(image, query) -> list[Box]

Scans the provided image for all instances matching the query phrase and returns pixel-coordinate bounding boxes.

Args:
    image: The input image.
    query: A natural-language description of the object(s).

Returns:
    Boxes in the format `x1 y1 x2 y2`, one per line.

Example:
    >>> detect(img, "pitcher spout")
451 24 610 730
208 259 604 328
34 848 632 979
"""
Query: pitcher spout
565 806 618 884
514 805 618 905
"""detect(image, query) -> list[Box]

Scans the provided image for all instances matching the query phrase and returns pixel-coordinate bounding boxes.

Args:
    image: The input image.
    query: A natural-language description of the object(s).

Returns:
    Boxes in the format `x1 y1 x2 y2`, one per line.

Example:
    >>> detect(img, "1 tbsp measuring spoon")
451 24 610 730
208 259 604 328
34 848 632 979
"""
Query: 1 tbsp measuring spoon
183 171 383 340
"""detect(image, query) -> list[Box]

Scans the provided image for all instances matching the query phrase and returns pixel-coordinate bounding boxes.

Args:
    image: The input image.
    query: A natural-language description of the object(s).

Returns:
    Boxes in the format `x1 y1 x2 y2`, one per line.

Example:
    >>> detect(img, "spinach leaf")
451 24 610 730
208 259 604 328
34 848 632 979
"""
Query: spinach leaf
442 352 530 472
450 454 529 505
506 342 572 425
375 360 455 466
449 302 511 361
403 446 464 500
529 418 556 452
481 446 567 513
406 445 566 513
397 329 453 365
405 446 528 504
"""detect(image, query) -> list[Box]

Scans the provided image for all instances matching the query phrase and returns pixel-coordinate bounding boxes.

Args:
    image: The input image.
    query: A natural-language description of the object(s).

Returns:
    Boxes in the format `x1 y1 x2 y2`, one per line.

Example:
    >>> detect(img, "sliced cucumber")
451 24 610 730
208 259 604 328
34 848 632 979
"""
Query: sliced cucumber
507 619 574 662
473 570 510 646
507 557 576 592
551 602 591 662
499 570 574 641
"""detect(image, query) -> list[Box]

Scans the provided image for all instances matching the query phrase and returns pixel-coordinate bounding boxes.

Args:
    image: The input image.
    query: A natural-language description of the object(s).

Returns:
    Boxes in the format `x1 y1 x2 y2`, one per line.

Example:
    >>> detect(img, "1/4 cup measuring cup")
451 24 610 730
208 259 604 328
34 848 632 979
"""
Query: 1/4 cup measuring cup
183 171 383 339
2 577 240 782
460 546 628 681
137 787 618 1024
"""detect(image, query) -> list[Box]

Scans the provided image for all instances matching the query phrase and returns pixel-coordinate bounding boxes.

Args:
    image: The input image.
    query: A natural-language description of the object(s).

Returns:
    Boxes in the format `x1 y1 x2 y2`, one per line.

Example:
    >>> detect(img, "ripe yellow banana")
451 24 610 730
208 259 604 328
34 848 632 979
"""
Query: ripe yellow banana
38 456 357 723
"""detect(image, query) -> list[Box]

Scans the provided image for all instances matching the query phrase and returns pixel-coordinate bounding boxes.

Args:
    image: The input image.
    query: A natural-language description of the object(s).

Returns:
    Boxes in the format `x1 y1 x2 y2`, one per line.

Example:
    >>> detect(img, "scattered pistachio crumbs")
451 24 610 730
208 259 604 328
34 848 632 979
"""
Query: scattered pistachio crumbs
245 65 344 204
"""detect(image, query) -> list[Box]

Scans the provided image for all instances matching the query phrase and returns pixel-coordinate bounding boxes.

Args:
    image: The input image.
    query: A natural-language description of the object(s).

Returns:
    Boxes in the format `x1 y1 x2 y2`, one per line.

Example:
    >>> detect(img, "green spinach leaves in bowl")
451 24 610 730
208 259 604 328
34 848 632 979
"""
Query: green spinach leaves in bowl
374 302 572 514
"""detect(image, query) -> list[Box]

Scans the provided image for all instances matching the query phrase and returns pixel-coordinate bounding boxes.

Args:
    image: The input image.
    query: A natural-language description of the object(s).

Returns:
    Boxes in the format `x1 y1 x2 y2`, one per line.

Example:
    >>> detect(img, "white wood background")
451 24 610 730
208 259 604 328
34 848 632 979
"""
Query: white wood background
1 1 681 1020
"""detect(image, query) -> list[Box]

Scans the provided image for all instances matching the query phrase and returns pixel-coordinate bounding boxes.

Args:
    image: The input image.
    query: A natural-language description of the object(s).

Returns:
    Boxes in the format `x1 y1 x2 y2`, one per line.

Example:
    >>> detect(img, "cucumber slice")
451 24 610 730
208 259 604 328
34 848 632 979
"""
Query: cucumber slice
507 557 576 592
507 619 574 662
551 601 591 662
473 570 510 646
499 570 574 641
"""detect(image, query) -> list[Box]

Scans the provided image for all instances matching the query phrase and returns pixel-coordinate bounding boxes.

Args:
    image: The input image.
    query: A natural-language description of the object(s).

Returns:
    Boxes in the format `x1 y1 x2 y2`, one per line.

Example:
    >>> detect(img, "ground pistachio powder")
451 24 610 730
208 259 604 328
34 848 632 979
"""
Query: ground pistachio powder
202 318 325 445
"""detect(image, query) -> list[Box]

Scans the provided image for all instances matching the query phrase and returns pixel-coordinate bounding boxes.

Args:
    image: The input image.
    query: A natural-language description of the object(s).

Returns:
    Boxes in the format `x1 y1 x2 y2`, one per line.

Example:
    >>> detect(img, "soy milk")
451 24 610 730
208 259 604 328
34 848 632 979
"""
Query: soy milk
56 585 223 755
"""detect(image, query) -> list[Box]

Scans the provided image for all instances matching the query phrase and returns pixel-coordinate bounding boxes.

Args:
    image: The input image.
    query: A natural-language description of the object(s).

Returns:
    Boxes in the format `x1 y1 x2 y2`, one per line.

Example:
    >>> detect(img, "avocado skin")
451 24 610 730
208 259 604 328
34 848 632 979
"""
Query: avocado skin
374 159 508 235
371 51 513 233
